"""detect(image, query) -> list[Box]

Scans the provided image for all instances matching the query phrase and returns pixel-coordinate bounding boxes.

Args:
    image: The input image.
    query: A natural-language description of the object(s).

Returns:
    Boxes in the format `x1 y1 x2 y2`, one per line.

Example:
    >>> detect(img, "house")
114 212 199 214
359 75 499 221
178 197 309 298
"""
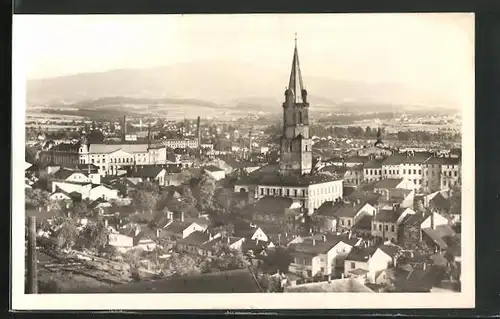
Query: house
25 162 33 171
89 184 119 201
129 166 167 186
312 201 338 232
108 224 158 252
373 178 416 192
159 215 208 241
363 159 384 182
204 235 246 252
372 207 416 243
376 264 446 292
288 235 358 279
233 223 269 242
245 196 302 225
344 244 399 284
377 188 415 210
176 230 221 257
53 167 101 185
203 165 226 181
49 187 81 202
421 224 457 252
313 200 376 232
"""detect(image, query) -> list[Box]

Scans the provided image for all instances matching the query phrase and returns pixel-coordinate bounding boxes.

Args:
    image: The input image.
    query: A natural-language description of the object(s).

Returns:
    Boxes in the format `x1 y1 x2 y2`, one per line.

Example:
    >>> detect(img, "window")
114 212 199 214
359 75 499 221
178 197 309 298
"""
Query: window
294 189 298 197
418 169 422 174
384 170 387 174
454 171 458 177
432 171 435 177
391 225 395 232
320 267 325 273
379 224 382 231
286 189 290 196
414 179 417 184
305 145 308 152
260 188 264 195
403 169 406 174
91 159 95 163
385 225 389 231
341 219 345 226
413 169 416 174
373 224 376 230
266 188 270 195
351 262 356 269
347 219 351 226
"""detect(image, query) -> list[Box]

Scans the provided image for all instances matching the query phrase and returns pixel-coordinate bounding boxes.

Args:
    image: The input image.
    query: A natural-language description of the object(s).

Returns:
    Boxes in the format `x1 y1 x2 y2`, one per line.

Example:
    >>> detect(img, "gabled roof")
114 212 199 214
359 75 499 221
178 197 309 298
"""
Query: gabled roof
53 168 83 180
292 236 347 255
177 230 210 247
382 152 432 165
251 196 296 216
162 221 193 235
204 165 224 172
346 191 382 206
345 246 377 262
422 225 456 249
430 192 451 211
332 202 368 218
89 143 159 154
374 209 400 223
373 178 404 189
376 244 400 258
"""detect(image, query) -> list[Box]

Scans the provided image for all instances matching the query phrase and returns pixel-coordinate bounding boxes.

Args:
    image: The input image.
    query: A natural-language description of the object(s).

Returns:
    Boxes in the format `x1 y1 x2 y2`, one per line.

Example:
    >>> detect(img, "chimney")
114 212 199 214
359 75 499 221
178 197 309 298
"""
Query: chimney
180 211 185 222
227 236 230 244
156 228 161 238
423 262 427 271
430 212 435 230
312 239 316 246
104 219 108 228
348 230 352 239
322 235 326 242
135 225 141 237
256 239 259 246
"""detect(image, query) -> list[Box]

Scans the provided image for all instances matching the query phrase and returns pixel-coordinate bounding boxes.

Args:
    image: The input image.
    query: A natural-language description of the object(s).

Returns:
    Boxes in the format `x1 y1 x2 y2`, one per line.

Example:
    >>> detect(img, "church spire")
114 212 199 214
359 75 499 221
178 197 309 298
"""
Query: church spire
287 33 306 103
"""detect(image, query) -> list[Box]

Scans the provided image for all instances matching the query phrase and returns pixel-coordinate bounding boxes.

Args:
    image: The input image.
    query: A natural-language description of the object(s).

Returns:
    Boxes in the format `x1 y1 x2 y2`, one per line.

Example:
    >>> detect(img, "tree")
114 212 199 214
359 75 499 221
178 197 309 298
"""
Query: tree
54 217 79 250
162 252 201 277
260 247 293 274
130 183 161 214
25 188 50 210
200 243 251 273
82 219 110 252
257 273 283 292
196 174 217 213
181 185 197 208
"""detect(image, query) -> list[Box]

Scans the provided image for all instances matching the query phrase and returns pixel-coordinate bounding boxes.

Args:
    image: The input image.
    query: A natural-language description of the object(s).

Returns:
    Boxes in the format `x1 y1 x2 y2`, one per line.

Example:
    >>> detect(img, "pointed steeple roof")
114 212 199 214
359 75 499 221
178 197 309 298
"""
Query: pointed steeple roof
287 33 306 103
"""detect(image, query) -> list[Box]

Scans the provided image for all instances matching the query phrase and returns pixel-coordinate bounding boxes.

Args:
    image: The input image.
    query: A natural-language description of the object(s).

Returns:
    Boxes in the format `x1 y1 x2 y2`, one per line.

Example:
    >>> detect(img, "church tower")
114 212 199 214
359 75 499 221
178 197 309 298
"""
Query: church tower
279 35 313 176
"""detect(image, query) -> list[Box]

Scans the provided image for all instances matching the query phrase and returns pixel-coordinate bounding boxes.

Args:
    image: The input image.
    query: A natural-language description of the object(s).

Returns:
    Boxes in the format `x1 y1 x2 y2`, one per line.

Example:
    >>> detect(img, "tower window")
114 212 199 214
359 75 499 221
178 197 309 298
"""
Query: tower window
299 111 303 124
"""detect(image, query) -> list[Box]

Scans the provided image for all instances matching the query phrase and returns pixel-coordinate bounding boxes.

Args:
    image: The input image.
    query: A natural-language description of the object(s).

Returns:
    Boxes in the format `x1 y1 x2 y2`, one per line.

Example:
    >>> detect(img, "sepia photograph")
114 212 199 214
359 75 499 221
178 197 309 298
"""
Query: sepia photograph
12 13 474 310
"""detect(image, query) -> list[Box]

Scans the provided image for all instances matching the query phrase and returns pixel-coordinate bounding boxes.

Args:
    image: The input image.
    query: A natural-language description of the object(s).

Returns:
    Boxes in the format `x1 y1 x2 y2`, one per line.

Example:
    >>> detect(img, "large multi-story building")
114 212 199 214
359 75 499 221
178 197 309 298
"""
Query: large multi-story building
163 139 199 149
38 142 80 167
234 38 343 214
78 137 167 176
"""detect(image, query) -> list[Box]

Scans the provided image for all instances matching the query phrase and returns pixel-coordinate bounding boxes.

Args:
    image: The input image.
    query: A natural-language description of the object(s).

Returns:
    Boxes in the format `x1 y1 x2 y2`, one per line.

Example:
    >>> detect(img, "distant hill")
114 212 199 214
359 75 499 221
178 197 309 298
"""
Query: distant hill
27 61 460 115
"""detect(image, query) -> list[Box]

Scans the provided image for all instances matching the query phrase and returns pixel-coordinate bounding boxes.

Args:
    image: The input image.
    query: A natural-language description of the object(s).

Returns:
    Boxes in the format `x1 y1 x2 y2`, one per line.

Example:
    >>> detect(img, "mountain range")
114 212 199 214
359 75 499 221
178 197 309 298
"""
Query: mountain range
26 60 459 115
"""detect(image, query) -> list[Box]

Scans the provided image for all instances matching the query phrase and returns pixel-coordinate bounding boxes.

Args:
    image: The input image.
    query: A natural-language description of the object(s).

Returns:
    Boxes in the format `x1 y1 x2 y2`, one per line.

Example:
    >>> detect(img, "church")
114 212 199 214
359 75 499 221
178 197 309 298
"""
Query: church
234 37 343 214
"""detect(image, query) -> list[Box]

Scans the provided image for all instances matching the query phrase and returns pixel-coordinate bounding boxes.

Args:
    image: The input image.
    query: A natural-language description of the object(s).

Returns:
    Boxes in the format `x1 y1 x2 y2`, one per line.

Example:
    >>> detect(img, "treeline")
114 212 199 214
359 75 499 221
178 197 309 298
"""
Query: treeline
263 123 460 143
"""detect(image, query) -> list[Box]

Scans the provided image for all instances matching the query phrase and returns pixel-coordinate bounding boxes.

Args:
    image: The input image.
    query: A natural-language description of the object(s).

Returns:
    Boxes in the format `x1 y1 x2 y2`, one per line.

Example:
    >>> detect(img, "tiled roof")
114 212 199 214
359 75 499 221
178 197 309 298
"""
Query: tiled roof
162 221 192 235
345 246 376 262
130 166 165 178
53 168 82 180
52 143 80 152
344 156 371 163
332 202 367 218
424 156 461 166
377 244 400 258
252 196 295 216
363 159 384 169
89 143 162 154
352 215 373 230
204 165 224 172
374 209 400 223
373 178 404 189
240 165 342 187
346 191 382 206
76 268 263 293
422 225 456 249
430 193 451 211
383 152 432 165
177 231 210 246
293 237 343 255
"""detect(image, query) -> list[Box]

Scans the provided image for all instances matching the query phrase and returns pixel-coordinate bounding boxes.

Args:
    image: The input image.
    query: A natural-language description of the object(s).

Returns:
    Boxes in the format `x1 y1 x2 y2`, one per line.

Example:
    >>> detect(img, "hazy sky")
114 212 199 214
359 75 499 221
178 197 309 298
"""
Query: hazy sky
15 13 474 107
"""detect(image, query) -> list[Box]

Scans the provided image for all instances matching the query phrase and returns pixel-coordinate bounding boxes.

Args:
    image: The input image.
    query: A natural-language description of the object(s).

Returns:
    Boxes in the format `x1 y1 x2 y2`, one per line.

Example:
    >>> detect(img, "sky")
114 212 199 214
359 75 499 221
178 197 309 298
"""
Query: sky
14 13 474 108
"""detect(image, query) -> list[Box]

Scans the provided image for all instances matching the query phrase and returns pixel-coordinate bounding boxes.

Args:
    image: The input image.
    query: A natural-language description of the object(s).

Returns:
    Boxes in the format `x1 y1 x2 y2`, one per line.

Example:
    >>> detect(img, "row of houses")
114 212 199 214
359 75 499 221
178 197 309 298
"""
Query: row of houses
319 151 461 192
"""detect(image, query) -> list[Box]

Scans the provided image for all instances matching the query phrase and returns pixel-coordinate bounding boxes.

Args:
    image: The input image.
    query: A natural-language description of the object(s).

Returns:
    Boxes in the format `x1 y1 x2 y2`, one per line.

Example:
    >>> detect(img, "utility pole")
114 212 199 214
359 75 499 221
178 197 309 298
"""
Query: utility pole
27 216 38 294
